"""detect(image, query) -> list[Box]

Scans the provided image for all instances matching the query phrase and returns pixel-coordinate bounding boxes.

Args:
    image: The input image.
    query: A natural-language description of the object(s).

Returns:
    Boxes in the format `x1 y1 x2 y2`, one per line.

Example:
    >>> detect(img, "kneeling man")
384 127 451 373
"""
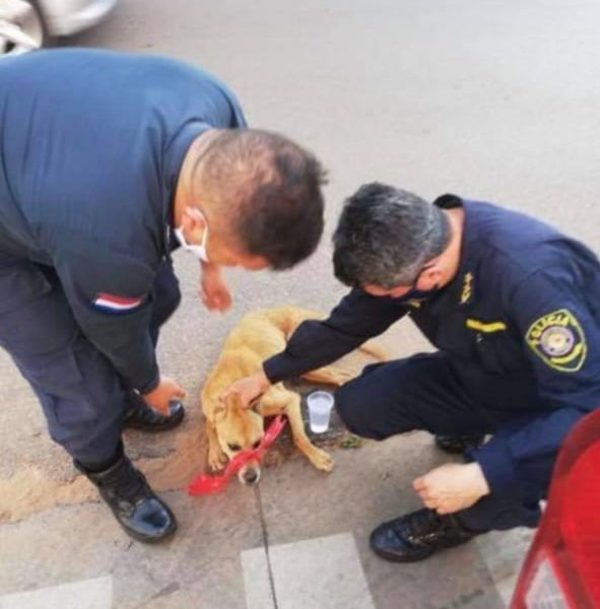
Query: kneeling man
224 183 600 561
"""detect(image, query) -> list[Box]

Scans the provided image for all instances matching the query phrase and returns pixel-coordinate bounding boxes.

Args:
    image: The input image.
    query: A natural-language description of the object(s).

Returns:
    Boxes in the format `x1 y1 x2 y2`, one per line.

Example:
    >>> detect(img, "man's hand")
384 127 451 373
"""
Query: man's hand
220 371 271 409
142 376 186 414
200 263 232 312
413 462 490 515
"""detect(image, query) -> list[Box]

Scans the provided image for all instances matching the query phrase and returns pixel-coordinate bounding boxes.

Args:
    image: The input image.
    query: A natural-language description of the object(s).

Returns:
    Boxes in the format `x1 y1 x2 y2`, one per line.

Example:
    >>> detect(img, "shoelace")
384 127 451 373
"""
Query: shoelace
398 509 443 540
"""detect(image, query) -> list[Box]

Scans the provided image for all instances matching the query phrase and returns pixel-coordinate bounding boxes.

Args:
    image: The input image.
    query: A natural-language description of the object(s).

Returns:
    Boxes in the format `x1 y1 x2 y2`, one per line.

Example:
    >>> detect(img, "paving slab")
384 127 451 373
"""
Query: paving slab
242 532 376 609
240 545 277 609
0 575 112 609
0 485 263 609
475 528 535 606
256 432 506 609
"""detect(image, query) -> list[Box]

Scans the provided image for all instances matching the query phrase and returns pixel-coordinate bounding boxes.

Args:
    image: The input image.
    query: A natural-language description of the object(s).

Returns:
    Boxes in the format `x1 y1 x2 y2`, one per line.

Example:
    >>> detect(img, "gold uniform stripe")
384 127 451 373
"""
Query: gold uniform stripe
465 319 507 333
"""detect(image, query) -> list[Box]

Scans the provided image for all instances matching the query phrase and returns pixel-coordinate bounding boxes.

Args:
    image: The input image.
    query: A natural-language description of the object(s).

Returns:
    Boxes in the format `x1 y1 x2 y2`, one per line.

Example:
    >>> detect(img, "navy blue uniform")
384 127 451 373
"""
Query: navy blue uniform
0 49 245 463
264 195 600 531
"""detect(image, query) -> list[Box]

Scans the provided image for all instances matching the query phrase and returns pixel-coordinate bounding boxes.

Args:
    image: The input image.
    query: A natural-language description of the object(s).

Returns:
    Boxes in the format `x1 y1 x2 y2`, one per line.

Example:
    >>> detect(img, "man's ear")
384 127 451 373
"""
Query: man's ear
184 206 207 231
421 265 443 287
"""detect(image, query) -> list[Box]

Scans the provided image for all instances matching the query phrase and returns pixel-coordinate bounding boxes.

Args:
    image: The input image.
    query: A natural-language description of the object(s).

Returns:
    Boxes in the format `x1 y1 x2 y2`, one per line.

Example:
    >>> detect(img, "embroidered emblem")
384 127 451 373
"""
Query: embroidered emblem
92 293 144 314
460 272 474 305
526 309 587 372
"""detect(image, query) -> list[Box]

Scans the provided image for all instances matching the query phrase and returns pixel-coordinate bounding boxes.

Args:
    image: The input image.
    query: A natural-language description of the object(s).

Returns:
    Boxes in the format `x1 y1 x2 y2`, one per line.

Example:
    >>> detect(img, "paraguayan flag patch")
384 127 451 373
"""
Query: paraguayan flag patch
92 292 144 314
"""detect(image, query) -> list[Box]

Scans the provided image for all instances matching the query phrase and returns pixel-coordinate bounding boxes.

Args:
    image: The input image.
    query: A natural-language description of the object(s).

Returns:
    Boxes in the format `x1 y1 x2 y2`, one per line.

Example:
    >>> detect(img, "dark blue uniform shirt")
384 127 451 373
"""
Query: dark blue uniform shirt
264 195 600 496
0 49 246 392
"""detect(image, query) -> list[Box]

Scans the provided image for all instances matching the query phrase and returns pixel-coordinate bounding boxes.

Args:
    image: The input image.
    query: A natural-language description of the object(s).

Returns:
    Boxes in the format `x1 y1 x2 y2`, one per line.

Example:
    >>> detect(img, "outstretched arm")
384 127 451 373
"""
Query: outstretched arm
221 288 408 407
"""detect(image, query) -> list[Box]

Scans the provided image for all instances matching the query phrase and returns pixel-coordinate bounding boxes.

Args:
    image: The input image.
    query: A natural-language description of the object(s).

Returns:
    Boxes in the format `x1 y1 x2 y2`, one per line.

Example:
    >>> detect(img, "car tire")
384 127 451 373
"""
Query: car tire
0 0 52 57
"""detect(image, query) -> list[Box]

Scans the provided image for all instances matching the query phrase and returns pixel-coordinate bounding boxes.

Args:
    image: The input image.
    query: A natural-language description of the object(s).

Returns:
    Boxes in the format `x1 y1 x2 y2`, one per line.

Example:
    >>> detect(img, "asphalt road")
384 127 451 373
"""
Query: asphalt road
70 0 600 340
68 0 600 401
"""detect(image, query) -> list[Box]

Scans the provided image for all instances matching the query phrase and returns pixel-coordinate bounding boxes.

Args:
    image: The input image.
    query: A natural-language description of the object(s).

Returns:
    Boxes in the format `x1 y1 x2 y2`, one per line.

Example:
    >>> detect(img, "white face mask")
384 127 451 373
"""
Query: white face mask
174 210 209 263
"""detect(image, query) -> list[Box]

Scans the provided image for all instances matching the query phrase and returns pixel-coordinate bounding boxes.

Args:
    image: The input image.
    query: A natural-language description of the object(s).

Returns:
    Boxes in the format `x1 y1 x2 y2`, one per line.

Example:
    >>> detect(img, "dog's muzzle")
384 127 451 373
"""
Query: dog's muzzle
239 464 261 485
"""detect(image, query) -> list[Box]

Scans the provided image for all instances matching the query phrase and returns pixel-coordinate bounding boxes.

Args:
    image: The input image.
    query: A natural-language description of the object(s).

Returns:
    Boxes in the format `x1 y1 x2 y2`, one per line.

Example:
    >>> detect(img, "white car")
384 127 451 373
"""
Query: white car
0 0 117 56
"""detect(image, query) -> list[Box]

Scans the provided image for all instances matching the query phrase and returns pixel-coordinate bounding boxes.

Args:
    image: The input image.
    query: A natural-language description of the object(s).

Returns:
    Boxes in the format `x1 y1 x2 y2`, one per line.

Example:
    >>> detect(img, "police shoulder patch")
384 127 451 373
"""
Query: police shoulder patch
525 308 587 372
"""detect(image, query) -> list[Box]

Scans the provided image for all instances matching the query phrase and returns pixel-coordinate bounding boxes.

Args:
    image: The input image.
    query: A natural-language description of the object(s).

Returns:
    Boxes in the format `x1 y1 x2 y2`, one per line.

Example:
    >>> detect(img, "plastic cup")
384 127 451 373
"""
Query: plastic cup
307 391 335 433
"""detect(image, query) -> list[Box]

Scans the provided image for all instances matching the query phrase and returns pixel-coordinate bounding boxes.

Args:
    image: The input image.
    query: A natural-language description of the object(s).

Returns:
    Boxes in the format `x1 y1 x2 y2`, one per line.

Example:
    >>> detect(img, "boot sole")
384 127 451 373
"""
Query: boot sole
119 521 178 544
371 545 435 562
370 535 473 562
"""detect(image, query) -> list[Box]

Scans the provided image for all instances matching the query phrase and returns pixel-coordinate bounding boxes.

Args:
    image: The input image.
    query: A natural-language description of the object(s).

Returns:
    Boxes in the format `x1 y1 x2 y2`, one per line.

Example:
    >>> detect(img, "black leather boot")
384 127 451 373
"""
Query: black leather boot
77 454 177 543
123 391 185 432
369 508 477 562
434 433 485 454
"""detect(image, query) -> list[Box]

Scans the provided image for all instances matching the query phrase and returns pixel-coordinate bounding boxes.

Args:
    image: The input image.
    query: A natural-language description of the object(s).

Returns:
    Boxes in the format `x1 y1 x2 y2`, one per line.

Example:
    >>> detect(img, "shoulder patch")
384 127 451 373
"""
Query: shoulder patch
526 309 587 372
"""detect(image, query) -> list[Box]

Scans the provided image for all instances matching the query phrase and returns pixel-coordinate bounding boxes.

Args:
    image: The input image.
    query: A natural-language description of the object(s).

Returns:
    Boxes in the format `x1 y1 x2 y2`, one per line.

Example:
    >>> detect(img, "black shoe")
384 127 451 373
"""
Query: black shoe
434 433 485 454
123 391 185 433
369 508 476 562
77 454 177 543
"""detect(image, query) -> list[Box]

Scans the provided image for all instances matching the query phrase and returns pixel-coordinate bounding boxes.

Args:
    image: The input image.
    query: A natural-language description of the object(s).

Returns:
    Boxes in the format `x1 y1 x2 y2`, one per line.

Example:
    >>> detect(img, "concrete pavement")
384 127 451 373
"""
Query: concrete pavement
2 0 600 607
0 419 533 609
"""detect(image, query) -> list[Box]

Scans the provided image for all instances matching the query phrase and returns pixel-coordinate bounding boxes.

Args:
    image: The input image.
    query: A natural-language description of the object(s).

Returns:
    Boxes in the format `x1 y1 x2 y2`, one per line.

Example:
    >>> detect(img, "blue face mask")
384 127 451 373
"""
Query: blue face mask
397 263 441 303
399 285 441 303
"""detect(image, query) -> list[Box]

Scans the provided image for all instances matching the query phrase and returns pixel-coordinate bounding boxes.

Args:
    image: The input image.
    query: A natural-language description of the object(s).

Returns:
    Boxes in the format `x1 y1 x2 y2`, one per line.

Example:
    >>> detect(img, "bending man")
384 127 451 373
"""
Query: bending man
0 49 325 542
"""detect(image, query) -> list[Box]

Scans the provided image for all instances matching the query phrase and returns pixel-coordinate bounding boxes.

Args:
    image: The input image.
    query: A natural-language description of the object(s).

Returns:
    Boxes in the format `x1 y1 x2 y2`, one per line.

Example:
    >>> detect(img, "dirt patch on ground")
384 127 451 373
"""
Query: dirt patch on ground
0 349 378 524
0 409 208 523
0 393 362 524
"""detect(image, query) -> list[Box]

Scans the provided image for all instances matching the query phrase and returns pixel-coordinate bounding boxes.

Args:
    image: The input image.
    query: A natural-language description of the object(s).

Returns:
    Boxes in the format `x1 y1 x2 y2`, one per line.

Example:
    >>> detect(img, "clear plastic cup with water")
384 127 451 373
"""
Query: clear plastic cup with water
307 390 335 433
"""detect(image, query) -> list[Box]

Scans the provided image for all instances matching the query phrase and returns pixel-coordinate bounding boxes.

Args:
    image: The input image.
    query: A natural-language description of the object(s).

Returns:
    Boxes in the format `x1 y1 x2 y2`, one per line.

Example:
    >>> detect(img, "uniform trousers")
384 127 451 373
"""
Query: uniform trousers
0 253 180 465
335 353 554 532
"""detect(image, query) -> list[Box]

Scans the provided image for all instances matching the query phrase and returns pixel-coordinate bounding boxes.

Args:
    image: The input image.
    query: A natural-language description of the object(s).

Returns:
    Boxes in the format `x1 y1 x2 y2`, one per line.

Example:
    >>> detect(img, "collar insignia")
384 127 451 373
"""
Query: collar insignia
460 272 474 305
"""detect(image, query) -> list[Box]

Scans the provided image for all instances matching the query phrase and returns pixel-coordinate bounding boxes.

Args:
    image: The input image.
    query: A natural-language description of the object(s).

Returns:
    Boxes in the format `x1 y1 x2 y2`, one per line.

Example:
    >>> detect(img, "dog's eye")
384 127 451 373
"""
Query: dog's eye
227 443 242 452
252 440 261 450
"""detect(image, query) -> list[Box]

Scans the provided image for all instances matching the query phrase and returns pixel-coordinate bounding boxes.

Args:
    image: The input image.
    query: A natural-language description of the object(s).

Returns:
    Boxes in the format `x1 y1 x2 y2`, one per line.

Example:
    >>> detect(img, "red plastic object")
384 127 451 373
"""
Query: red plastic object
187 415 287 496
510 408 600 609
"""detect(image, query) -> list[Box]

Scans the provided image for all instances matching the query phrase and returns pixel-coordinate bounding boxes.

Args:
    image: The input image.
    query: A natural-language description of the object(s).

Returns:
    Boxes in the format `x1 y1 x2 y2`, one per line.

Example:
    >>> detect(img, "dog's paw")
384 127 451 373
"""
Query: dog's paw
308 448 334 472
207 446 228 472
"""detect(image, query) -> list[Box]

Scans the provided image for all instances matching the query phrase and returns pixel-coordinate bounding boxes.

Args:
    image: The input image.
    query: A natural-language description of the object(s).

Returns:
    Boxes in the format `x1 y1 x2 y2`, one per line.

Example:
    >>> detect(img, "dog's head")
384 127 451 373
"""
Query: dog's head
213 394 265 485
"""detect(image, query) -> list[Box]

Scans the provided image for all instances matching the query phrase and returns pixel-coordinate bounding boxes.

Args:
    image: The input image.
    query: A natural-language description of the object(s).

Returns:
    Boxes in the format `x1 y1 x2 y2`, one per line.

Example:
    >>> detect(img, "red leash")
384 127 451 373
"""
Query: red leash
187 415 287 496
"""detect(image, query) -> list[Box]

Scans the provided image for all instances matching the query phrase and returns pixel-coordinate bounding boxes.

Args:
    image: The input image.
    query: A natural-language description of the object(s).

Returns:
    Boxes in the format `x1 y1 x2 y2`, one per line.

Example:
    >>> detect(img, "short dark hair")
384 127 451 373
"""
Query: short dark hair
200 129 327 270
333 183 451 288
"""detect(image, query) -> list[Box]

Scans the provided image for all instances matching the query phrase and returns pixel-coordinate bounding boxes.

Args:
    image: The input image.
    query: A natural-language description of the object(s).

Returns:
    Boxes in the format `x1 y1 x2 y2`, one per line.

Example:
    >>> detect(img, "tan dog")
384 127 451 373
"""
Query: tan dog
201 306 387 485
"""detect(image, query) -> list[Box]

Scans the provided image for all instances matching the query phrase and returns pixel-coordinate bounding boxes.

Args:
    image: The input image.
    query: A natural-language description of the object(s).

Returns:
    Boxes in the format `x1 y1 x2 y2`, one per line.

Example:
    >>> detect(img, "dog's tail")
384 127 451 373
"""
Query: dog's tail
300 339 388 387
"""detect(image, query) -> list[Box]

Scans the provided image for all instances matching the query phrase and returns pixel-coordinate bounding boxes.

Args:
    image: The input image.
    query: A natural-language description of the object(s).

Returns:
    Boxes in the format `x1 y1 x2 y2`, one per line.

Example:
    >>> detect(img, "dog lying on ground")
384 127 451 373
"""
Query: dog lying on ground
201 306 387 485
